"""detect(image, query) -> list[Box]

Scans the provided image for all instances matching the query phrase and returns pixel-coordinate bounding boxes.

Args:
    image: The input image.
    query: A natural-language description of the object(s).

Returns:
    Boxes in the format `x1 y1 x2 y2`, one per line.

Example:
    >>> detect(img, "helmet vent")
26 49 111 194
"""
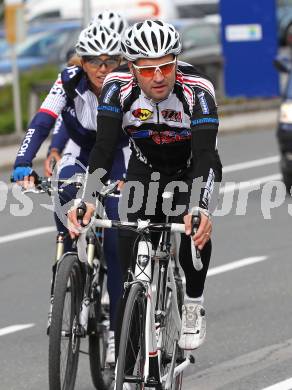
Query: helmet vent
151 31 158 52
135 36 146 51
159 29 164 48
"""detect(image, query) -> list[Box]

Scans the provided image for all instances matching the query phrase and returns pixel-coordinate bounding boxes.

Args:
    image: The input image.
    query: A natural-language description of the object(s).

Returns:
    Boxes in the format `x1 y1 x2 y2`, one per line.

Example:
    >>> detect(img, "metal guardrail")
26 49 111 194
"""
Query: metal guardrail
28 70 280 120
28 63 224 118
29 82 51 120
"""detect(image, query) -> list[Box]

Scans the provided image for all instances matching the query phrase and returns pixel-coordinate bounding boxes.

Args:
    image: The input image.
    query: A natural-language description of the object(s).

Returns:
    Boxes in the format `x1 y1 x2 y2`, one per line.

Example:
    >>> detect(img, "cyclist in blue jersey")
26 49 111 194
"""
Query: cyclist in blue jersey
44 10 128 177
12 17 129 364
68 20 222 353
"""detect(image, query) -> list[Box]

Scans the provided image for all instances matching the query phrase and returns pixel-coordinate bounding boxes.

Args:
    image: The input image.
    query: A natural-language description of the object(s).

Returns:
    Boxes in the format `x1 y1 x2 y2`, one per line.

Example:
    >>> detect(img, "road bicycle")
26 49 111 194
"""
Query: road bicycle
93 191 203 390
19 176 116 390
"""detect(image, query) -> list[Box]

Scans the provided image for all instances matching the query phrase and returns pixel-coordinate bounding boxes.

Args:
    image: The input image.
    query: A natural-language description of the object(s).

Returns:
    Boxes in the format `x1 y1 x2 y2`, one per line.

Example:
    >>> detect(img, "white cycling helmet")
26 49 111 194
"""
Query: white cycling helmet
76 24 121 57
91 10 128 35
121 20 182 61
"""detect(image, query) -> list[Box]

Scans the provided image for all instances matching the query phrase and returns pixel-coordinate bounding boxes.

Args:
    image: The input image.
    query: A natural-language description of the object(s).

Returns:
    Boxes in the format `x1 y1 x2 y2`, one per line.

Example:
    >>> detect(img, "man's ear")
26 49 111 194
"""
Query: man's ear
128 61 135 75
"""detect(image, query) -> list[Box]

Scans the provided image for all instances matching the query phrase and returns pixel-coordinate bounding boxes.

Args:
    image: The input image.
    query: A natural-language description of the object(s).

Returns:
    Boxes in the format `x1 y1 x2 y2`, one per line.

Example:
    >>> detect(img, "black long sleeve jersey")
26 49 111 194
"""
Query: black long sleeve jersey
88 61 222 209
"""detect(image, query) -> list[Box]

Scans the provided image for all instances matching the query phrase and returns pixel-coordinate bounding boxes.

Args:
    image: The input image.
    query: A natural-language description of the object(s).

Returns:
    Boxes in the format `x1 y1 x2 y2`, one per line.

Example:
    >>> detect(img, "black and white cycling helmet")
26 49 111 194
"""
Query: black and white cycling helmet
76 24 121 57
121 20 182 61
91 10 128 35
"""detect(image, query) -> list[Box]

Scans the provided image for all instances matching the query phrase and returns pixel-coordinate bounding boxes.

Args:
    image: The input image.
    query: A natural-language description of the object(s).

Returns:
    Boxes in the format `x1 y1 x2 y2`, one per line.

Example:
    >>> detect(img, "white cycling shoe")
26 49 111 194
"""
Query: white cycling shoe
178 302 206 350
106 330 115 364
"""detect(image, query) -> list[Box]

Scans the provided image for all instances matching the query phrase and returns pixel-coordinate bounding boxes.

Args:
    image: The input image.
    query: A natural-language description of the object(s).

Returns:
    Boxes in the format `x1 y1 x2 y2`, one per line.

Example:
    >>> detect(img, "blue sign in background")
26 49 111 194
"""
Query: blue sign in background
220 0 279 97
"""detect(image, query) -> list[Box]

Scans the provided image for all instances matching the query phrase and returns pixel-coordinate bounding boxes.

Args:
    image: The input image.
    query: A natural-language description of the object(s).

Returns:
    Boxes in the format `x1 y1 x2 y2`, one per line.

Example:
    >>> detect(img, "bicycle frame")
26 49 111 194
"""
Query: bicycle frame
129 223 193 389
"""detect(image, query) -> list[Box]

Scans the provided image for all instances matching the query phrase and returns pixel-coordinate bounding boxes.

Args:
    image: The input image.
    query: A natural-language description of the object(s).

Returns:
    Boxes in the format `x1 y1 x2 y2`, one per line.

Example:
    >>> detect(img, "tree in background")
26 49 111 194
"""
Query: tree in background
0 0 4 22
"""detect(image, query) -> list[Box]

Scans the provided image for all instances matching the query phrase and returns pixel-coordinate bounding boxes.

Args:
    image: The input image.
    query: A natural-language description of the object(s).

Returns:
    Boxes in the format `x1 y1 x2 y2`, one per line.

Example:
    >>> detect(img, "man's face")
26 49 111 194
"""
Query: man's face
82 55 121 93
130 54 177 102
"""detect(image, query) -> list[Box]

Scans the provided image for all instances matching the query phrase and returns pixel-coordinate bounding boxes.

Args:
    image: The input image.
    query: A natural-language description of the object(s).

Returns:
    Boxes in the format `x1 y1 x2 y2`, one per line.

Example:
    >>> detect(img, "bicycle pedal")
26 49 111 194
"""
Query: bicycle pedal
76 325 87 337
162 353 172 364
189 354 195 364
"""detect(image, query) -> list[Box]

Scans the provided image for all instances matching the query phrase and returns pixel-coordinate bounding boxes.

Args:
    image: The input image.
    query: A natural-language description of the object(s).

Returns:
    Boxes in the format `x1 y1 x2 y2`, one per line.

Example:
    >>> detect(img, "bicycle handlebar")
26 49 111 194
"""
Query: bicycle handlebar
93 218 204 271
94 218 186 233
12 174 86 195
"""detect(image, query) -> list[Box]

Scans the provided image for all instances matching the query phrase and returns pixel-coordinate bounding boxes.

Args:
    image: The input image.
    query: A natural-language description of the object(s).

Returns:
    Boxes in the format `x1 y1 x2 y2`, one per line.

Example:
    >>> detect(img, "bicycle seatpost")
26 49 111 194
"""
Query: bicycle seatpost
191 211 203 271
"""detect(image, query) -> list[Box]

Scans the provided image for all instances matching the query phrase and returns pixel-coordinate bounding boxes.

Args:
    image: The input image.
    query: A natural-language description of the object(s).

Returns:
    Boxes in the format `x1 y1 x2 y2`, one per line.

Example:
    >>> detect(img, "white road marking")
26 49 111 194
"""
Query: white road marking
182 256 268 284
0 324 35 336
223 155 279 173
261 378 292 390
207 256 268 277
0 226 55 244
220 173 282 194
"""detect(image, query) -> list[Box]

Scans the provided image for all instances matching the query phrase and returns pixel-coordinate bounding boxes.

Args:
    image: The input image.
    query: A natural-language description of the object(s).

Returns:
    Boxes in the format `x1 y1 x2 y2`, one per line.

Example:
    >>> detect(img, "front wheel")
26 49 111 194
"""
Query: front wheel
48 254 83 390
115 282 147 390
160 266 184 390
88 253 112 390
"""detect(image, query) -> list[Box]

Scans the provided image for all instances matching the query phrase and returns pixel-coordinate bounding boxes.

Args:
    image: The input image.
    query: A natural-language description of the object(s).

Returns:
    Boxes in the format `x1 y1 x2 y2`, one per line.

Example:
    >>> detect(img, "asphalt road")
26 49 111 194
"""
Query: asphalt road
1 126 292 390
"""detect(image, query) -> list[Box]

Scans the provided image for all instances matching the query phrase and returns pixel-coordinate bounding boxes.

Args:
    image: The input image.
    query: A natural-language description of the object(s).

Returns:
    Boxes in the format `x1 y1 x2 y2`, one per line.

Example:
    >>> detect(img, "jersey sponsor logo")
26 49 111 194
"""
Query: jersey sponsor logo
51 83 65 96
67 65 80 79
128 128 191 144
63 106 76 117
151 130 191 144
17 128 35 157
202 168 215 208
161 109 182 123
191 118 219 126
103 84 119 104
132 108 153 121
197 91 210 114
98 105 121 113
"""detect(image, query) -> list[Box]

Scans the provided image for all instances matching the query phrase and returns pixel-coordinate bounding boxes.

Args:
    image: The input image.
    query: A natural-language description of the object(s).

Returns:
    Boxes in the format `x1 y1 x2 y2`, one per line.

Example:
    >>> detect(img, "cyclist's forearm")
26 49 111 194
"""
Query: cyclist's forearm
49 121 69 154
88 116 122 175
14 113 56 167
191 127 222 210
83 116 123 202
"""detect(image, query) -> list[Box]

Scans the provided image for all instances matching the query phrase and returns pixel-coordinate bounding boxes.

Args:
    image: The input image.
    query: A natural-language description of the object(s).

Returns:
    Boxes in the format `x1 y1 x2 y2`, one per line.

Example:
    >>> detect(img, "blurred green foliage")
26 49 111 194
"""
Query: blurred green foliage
0 0 3 22
0 65 58 134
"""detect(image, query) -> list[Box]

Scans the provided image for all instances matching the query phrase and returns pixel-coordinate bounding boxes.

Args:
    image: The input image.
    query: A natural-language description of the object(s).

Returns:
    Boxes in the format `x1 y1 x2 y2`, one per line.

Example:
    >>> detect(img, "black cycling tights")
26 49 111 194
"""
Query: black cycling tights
114 157 212 358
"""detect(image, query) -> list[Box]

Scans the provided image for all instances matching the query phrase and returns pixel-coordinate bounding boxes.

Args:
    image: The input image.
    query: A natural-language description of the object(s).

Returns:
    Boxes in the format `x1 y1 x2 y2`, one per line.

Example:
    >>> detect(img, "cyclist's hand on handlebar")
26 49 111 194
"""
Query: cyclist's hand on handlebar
67 202 95 239
11 166 37 189
44 149 61 177
117 180 125 191
184 211 212 250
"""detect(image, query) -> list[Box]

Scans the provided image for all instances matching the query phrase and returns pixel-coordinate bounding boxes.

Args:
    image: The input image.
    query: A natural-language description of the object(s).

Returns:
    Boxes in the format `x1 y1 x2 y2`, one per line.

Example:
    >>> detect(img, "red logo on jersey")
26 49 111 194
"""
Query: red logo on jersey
161 109 182 122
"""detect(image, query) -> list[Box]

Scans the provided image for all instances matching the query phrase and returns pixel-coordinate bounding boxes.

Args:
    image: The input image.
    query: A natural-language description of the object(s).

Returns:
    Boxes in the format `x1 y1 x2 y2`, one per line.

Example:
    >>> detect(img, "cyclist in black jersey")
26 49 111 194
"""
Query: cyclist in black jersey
68 19 222 352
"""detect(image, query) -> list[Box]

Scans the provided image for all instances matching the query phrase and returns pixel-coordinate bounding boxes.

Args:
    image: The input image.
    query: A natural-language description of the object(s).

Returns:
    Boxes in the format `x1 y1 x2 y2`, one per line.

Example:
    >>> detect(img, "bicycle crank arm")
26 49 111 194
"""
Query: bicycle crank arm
161 354 195 389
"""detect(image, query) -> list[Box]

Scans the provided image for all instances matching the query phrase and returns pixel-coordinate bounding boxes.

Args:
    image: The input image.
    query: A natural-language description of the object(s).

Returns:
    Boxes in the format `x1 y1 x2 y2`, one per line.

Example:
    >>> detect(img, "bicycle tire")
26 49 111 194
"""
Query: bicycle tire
88 249 112 390
48 254 83 390
160 263 184 390
115 282 147 390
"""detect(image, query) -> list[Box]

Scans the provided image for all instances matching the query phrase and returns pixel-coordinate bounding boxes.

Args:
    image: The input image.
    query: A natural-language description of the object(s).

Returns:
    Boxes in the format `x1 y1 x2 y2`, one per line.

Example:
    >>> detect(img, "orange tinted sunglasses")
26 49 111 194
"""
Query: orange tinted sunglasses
132 58 177 78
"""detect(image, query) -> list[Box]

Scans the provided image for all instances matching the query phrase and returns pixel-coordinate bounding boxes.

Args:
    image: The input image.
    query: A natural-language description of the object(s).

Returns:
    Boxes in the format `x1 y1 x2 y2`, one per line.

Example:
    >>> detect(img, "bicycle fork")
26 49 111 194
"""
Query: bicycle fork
78 235 98 337
47 232 65 335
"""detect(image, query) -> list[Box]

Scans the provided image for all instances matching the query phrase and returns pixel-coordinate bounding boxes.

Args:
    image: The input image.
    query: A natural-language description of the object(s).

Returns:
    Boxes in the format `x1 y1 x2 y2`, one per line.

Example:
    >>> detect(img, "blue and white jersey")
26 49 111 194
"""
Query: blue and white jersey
14 66 99 166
